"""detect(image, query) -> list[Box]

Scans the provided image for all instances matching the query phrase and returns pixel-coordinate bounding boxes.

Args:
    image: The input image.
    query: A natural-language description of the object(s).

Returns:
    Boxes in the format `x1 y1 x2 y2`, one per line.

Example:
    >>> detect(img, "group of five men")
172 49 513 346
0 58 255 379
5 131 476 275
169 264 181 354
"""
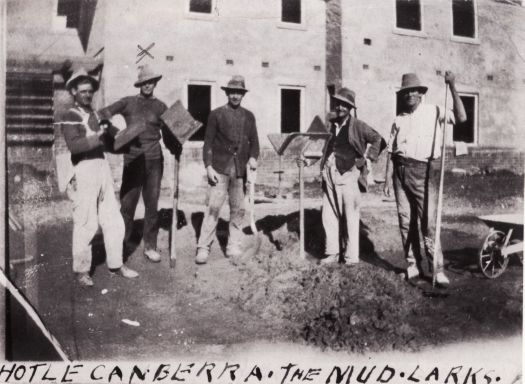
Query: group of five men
60 66 465 288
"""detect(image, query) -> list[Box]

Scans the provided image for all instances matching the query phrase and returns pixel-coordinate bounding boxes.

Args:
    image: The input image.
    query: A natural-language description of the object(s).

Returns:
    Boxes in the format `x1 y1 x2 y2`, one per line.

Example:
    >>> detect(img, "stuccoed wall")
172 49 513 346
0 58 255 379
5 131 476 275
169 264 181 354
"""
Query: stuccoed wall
98 0 327 148
339 0 525 147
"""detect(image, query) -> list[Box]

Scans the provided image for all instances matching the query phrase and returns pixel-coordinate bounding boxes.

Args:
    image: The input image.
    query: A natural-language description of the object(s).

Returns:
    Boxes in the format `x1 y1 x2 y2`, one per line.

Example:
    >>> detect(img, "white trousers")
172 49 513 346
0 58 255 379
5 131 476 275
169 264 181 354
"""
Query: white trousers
322 165 361 261
67 159 124 273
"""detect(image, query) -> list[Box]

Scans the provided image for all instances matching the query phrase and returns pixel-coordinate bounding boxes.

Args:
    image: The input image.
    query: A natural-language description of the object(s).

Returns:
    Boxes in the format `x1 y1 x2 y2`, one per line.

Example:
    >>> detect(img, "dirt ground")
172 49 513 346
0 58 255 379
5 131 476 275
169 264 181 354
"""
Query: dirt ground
5 170 523 361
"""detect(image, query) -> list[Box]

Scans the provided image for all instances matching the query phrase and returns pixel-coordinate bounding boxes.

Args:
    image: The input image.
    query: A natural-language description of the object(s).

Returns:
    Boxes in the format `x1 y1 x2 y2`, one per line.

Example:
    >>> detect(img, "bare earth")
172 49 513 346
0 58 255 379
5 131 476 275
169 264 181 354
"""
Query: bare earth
6 171 523 363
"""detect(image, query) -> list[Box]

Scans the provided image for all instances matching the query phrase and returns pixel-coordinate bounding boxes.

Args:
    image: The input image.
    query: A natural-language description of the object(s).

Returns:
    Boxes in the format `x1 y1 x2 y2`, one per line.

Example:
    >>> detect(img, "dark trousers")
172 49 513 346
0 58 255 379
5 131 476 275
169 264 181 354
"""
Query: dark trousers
392 157 443 273
120 156 163 251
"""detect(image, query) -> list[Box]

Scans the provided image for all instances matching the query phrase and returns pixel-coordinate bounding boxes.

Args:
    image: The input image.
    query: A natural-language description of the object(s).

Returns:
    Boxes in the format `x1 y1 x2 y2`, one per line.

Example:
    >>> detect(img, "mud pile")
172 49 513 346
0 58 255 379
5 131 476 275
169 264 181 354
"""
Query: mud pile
232 231 426 352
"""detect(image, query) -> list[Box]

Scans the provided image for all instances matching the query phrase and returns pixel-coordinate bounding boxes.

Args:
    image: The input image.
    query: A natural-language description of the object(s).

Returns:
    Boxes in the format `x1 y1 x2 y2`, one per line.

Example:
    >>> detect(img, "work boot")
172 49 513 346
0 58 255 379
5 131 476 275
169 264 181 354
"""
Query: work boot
195 248 209 265
435 271 450 287
225 244 242 258
77 273 94 287
320 254 339 264
406 263 419 280
110 265 139 279
144 249 161 263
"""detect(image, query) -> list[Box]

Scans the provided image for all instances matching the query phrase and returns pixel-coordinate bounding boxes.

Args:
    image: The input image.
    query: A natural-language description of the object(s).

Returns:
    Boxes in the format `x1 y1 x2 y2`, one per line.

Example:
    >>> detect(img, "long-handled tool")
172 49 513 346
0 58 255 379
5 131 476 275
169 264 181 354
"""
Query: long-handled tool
245 167 262 256
170 153 180 268
247 167 258 234
432 87 448 287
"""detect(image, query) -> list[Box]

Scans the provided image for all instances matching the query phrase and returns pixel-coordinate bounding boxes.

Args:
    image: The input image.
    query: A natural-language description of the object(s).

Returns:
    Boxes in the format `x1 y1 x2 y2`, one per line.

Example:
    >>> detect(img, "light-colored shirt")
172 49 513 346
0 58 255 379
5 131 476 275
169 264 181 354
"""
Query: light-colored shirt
387 103 455 161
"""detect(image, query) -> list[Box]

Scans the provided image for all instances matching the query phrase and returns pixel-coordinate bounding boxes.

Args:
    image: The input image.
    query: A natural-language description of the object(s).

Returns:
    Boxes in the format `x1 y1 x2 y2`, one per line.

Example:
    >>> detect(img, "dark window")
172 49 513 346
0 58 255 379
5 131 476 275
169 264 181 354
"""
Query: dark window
187 85 211 141
453 95 476 143
281 89 301 133
189 0 212 14
452 0 476 38
396 0 421 31
282 0 301 24
57 0 81 28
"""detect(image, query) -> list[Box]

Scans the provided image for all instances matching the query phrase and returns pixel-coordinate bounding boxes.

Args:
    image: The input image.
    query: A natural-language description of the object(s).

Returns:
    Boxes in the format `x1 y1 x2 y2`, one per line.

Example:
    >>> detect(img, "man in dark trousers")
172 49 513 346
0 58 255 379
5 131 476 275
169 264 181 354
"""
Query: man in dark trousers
196 75 259 264
320 88 385 264
383 72 466 286
99 65 169 263
60 68 138 286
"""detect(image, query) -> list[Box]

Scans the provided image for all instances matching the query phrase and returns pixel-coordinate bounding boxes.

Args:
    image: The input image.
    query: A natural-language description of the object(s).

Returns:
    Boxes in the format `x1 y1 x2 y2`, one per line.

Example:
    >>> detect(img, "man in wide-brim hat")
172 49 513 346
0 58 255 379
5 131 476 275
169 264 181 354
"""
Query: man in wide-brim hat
195 75 259 264
383 72 466 286
316 87 385 265
99 64 175 264
59 68 138 286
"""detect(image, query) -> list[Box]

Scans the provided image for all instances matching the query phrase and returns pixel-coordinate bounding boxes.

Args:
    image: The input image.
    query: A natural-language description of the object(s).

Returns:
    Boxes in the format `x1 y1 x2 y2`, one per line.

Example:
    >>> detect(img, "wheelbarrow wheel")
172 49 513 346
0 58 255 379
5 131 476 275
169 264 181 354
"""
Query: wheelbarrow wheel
479 230 509 279
510 239 523 265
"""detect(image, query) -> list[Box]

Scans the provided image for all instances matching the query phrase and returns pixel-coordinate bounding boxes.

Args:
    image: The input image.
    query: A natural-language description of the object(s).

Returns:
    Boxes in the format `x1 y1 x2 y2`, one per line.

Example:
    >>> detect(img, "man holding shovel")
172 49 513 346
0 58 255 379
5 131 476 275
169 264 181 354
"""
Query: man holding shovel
196 75 259 264
383 72 466 286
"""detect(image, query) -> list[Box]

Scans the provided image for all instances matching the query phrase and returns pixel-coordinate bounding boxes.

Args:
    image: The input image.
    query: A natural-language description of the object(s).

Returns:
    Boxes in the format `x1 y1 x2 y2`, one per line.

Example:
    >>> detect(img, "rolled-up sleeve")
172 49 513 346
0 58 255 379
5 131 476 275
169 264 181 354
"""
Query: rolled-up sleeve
386 123 398 154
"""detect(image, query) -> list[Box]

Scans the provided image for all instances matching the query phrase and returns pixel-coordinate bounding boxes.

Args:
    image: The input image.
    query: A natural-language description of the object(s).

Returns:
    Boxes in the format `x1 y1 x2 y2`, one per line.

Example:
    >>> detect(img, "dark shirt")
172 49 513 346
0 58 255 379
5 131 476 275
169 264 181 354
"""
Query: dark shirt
326 120 358 174
99 95 167 164
61 105 108 165
203 104 259 177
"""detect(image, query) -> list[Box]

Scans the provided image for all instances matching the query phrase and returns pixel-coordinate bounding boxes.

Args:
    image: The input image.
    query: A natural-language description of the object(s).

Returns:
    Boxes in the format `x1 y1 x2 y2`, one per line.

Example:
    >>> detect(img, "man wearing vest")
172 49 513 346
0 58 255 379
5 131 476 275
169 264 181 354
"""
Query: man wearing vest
61 69 139 287
99 65 169 264
320 88 385 264
195 75 259 264
383 72 466 286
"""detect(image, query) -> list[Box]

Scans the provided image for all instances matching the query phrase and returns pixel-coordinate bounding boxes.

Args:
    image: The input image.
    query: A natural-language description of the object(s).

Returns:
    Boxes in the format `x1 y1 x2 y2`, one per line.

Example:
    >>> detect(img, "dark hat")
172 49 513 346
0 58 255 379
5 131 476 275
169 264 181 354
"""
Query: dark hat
66 68 99 91
397 73 428 94
331 87 356 108
134 65 162 87
221 75 248 93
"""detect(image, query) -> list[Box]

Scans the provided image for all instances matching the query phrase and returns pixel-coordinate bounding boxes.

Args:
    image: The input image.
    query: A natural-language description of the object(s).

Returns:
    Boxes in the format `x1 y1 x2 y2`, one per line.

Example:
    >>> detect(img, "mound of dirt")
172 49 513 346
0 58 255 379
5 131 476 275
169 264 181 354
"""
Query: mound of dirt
231 233 429 353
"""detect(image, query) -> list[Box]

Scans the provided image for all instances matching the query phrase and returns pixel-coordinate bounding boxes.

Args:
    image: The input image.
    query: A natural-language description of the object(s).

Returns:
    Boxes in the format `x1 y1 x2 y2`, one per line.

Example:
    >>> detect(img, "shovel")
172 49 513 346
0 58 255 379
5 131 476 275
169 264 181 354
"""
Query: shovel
245 167 262 256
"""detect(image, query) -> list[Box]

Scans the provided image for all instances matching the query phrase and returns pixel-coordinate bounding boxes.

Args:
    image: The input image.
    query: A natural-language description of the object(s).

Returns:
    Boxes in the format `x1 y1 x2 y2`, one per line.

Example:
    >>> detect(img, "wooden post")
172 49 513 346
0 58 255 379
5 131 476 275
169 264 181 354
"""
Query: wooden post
433 88 448 287
170 154 180 268
299 155 305 259
0 0 7 360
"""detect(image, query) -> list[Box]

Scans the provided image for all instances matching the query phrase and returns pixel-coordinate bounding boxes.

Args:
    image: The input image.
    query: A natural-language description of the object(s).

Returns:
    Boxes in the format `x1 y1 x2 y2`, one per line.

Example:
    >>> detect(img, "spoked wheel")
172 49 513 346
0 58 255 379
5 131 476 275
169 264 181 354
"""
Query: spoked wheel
510 239 523 265
479 230 509 279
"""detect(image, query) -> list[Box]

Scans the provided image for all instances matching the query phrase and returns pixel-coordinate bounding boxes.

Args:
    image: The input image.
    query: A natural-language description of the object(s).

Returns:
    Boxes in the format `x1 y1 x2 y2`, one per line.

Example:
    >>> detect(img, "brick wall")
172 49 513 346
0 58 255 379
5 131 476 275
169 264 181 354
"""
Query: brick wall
7 139 524 205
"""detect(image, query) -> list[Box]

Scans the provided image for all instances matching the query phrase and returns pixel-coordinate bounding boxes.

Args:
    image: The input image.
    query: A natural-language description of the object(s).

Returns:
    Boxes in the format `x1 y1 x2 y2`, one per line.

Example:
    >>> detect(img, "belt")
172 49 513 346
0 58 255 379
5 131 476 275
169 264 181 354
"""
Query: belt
392 155 439 167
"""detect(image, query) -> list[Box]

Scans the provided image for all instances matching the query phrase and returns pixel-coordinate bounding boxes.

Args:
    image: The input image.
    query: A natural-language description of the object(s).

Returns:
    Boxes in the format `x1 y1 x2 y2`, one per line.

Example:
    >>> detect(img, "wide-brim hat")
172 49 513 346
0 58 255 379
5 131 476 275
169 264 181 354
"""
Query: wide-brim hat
66 68 99 91
331 87 356 109
397 73 428 94
134 65 162 87
221 75 248 93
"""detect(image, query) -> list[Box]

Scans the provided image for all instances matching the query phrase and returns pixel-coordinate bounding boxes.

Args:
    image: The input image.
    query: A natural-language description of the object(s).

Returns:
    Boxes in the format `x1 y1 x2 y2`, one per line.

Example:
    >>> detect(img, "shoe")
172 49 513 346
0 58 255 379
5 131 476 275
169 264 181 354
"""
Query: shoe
343 257 359 265
320 254 339 264
111 265 139 279
435 271 450 287
406 263 419 280
77 273 94 287
144 249 161 263
195 248 209 265
225 246 242 258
